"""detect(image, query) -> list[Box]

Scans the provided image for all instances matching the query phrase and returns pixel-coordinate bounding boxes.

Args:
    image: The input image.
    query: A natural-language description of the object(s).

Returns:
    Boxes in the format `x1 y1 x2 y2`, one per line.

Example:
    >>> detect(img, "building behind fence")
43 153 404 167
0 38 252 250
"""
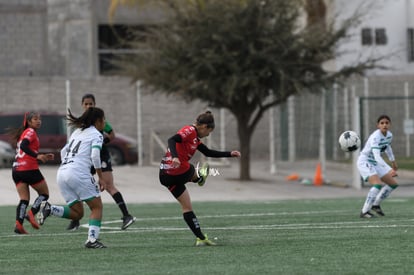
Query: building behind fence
1 0 414 166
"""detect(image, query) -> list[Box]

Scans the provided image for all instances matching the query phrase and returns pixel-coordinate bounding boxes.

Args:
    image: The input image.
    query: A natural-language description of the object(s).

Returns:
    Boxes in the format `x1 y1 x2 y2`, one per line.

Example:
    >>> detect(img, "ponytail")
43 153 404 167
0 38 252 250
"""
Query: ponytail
67 107 105 130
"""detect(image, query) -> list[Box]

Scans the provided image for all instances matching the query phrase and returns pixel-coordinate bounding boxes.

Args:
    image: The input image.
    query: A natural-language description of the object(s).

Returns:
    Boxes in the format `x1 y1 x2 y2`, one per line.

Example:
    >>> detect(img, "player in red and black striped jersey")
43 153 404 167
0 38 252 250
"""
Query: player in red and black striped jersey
159 111 240 246
9 111 54 234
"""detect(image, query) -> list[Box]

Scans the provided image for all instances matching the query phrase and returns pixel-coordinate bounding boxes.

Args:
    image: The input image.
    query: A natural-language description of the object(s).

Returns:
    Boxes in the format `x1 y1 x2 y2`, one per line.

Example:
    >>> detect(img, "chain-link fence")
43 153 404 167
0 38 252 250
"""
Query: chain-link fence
279 76 414 162
0 76 413 166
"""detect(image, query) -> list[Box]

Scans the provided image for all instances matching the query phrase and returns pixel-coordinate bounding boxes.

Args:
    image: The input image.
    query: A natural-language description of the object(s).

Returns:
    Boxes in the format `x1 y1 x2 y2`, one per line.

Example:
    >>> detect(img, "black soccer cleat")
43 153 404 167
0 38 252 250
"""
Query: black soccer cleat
121 215 136 230
360 211 375 218
67 220 80 231
371 205 385 216
85 239 107 249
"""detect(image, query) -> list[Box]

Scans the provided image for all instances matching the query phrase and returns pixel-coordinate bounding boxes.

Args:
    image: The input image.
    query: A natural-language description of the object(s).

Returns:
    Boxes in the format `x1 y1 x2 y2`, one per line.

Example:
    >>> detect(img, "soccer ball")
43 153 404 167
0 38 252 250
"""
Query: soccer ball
338 131 361 152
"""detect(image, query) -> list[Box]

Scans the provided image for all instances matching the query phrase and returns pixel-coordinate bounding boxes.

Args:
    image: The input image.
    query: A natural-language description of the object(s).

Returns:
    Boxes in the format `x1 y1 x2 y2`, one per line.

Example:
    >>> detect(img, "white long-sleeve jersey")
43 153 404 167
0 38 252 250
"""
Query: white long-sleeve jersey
59 126 103 177
359 129 395 167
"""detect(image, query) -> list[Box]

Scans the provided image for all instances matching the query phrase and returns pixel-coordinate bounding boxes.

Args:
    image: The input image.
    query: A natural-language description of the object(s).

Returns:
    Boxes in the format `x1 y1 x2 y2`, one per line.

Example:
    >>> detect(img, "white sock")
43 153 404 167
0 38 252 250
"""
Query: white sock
88 225 101 242
362 187 380 213
373 185 394 206
50 205 65 217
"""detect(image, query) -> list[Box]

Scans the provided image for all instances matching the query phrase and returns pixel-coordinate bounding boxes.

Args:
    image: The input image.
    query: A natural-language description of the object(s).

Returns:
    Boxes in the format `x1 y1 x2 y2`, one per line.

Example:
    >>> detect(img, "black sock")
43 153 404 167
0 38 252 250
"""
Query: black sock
183 211 204 239
31 194 49 215
16 200 29 224
112 192 129 217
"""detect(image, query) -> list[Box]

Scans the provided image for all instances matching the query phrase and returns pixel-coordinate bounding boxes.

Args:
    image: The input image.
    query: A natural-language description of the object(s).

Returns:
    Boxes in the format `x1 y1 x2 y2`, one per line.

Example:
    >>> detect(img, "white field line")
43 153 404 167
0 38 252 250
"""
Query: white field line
3 211 414 238
107 210 352 223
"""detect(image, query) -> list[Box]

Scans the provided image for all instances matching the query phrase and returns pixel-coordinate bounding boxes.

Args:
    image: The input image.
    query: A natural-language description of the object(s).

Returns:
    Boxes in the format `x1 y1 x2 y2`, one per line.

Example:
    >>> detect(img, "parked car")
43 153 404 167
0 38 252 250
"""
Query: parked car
0 140 14 168
0 112 138 166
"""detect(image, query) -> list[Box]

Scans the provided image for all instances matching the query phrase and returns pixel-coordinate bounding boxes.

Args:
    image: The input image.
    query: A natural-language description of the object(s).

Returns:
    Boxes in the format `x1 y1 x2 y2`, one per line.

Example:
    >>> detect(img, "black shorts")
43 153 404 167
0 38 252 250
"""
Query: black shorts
159 164 195 198
100 145 113 172
12 169 45 186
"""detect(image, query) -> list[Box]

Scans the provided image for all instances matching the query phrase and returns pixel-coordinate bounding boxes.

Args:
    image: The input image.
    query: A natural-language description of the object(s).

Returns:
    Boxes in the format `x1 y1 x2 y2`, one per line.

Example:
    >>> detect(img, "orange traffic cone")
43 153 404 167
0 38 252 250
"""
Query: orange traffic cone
313 162 323 186
285 173 300 181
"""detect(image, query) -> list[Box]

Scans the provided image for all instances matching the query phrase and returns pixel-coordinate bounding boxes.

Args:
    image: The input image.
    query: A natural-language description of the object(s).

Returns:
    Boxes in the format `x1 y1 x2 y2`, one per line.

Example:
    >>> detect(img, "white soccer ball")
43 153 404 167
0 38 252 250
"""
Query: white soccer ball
338 131 361 152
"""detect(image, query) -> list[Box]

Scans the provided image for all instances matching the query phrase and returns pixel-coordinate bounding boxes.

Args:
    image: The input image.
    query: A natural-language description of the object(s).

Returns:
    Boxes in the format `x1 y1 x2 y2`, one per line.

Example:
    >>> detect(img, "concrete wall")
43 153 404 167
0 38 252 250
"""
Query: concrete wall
47 0 96 77
2 0 414 78
0 0 48 76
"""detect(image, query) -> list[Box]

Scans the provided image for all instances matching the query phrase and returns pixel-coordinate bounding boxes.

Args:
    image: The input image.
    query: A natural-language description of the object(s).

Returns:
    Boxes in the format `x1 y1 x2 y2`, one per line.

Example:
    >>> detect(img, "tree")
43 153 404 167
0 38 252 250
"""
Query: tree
111 0 385 180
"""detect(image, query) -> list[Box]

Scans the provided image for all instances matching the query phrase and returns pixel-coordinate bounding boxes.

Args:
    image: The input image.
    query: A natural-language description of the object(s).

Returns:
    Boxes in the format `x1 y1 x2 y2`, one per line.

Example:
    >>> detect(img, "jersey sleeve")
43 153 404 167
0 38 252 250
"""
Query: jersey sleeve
371 135 389 167
91 131 104 168
167 134 182 158
385 145 395 162
103 121 113 134
197 143 232 157
20 139 38 158
91 147 102 168
91 131 104 151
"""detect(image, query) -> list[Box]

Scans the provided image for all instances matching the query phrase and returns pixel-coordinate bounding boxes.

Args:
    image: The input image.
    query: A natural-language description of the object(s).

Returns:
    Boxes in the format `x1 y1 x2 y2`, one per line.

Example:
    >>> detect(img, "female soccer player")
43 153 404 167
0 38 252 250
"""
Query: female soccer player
358 114 398 218
10 111 54 234
66 93 135 231
159 111 241 246
38 107 108 248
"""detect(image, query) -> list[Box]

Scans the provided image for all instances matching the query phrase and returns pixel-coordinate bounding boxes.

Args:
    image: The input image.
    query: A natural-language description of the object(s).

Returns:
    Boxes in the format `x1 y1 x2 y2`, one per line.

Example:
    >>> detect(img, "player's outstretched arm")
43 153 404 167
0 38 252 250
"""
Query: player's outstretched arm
197 144 240 158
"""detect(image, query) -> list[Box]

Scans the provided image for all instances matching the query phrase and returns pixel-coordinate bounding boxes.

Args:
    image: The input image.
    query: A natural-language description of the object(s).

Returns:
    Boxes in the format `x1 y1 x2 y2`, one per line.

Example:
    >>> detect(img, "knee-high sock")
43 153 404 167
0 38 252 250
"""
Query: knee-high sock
183 211 204 239
88 219 101 241
50 205 70 218
373 185 398 206
112 192 129 217
362 186 381 213
16 200 29 224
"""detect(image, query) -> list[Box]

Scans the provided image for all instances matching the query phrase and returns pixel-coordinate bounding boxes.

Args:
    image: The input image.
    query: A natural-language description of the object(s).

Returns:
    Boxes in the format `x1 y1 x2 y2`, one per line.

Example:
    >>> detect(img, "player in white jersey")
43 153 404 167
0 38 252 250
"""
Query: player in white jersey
66 93 135 231
357 115 398 218
37 107 109 248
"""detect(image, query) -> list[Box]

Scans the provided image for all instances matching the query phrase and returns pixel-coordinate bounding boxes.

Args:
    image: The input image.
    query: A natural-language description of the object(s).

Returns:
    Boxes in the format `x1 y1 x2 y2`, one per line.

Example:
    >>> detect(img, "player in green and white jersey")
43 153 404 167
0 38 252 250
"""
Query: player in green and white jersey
66 94 135 231
358 115 398 218
38 107 108 248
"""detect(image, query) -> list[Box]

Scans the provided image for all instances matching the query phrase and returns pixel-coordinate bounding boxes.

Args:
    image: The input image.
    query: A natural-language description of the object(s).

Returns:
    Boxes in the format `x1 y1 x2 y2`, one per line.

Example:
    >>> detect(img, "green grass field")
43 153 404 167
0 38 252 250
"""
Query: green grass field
2 198 414 274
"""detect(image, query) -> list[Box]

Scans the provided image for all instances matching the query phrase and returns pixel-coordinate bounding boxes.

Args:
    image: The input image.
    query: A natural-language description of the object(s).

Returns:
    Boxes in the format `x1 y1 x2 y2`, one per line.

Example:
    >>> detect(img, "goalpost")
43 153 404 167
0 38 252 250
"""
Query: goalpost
352 89 414 189
351 96 361 189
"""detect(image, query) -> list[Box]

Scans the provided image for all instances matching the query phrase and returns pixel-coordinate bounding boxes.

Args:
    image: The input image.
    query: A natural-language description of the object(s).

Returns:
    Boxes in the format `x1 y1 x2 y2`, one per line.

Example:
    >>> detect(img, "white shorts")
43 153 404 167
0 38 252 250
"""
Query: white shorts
57 168 100 206
357 158 392 182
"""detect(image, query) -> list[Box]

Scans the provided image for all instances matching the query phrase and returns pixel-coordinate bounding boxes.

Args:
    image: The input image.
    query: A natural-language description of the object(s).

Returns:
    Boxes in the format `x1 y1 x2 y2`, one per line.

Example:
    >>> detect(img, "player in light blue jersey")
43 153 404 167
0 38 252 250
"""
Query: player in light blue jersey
358 115 398 218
